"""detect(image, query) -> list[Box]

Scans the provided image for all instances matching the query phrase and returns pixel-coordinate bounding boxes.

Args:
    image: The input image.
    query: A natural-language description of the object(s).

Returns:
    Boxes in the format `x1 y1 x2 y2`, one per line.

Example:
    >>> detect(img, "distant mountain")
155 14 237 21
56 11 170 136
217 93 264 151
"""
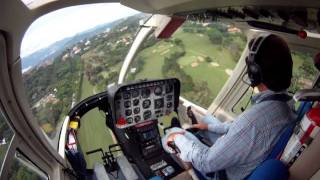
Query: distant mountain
21 17 123 69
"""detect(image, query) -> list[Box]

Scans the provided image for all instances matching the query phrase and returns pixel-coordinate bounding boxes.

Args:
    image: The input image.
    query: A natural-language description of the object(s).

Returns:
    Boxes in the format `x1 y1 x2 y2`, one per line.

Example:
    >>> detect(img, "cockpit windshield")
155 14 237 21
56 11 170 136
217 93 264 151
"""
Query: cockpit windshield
20 3 143 148
125 21 247 108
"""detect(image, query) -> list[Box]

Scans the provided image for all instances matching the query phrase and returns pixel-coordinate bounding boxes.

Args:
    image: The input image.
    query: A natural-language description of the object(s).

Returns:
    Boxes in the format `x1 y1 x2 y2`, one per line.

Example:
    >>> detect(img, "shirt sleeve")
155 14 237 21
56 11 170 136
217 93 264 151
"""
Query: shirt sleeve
202 115 231 134
174 115 255 173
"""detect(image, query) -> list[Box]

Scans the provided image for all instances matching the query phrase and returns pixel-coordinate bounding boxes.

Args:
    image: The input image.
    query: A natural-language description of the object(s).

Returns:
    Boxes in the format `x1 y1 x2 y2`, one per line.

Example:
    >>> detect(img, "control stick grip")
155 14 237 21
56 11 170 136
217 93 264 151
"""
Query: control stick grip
187 106 198 124
167 141 181 154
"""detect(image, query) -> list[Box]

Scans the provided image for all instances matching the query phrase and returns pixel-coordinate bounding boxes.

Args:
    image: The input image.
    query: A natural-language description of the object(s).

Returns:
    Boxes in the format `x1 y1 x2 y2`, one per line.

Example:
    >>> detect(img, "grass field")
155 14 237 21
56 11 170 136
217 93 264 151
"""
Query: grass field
174 31 236 97
77 76 115 169
133 30 239 107
134 41 180 80
173 30 236 69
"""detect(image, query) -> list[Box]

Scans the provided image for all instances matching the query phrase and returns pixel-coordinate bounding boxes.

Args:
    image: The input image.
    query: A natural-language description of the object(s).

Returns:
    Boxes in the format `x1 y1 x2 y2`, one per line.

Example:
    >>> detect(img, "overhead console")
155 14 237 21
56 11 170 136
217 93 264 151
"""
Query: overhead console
108 78 180 129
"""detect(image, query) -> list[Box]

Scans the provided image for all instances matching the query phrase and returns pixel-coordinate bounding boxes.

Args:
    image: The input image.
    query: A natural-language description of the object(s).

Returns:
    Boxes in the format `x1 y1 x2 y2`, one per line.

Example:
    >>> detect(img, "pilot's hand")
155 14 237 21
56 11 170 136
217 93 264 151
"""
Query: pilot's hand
167 132 185 144
191 123 208 130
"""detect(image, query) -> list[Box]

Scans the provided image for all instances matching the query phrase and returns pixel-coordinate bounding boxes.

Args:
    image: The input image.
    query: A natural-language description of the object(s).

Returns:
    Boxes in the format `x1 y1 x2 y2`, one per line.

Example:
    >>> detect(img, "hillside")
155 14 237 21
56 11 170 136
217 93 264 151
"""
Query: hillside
21 14 142 70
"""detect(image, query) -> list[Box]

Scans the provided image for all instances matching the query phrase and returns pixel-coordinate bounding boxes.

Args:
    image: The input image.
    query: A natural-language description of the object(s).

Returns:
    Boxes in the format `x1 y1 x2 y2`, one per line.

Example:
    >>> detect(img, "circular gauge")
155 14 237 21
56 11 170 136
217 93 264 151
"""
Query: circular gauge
127 117 133 124
142 99 151 109
124 101 131 108
165 84 173 93
125 109 132 116
141 89 151 98
134 116 141 123
143 110 152 120
123 92 131 99
133 99 139 106
154 86 163 96
134 107 140 114
131 90 139 98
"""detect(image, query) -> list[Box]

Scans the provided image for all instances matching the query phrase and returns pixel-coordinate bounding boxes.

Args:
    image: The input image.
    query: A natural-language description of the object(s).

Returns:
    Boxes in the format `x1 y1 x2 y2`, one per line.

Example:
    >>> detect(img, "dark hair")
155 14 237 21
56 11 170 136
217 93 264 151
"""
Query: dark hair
254 34 293 92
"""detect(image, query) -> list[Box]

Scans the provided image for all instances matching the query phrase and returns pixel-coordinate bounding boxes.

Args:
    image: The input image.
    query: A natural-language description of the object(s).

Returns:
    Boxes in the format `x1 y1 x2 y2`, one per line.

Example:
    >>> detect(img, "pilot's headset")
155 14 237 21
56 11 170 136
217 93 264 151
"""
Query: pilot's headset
245 33 271 87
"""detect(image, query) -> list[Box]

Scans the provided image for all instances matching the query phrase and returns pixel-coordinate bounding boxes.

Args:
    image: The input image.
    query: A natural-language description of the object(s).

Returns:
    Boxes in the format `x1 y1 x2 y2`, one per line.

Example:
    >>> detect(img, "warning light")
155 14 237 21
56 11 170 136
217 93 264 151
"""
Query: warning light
117 117 127 127
297 30 307 39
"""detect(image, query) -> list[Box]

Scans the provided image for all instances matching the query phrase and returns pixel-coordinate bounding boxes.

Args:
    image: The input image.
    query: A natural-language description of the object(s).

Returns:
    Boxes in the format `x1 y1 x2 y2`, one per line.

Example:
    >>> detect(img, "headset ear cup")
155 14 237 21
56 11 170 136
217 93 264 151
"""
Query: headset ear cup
248 64 262 86
246 57 262 87
246 33 270 87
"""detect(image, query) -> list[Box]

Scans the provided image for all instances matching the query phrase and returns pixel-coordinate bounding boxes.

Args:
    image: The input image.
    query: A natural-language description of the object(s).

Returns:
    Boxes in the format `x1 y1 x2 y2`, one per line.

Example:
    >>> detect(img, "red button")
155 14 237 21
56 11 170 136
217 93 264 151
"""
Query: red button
117 117 127 126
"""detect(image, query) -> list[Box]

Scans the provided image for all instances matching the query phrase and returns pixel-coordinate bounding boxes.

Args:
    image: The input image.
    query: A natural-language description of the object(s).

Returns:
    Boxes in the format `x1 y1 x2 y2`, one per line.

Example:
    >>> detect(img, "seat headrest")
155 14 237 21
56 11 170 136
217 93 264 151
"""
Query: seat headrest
293 89 320 102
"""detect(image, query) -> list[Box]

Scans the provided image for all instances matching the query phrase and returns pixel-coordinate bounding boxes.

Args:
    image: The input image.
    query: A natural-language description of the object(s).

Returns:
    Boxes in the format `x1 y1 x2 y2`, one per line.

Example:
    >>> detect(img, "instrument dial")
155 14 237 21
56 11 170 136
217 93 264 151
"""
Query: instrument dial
141 89 151 98
143 110 152 120
133 99 139 106
154 86 162 96
124 101 131 108
165 84 173 93
134 116 141 123
125 109 132 116
123 92 131 99
154 98 164 109
132 90 139 98
134 107 140 114
142 99 151 109
127 117 133 124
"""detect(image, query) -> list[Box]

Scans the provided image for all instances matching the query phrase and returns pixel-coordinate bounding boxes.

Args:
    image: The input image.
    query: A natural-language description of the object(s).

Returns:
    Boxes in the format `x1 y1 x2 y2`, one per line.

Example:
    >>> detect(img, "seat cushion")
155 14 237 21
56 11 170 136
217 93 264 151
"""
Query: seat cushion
248 159 289 180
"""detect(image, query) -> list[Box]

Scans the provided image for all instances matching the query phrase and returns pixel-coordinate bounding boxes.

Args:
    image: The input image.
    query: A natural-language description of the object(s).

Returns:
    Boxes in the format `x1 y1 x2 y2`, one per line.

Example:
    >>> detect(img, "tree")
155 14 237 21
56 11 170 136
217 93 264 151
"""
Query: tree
205 56 213 63
208 28 223 44
173 38 183 46
228 43 241 62
182 81 214 107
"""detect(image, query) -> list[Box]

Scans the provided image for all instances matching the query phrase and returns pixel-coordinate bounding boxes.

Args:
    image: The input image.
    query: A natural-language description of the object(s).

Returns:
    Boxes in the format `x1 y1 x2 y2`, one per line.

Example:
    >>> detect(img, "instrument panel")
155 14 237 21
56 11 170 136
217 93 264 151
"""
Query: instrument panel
111 79 180 129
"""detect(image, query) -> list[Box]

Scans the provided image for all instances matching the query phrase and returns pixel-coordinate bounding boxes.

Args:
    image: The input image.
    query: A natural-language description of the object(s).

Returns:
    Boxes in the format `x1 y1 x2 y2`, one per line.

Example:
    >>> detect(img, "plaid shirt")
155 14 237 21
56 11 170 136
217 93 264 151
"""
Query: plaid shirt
174 90 294 180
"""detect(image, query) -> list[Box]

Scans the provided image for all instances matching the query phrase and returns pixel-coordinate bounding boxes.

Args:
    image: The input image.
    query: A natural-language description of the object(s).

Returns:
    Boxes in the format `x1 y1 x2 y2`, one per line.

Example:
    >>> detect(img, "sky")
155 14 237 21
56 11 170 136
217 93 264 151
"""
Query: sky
21 3 139 57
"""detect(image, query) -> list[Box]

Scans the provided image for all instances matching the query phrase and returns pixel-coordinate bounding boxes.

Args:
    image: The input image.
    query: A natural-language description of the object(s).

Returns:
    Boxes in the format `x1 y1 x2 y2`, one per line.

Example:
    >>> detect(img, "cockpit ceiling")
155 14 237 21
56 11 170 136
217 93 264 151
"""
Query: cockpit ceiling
121 0 320 14
121 0 320 34
177 7 320 34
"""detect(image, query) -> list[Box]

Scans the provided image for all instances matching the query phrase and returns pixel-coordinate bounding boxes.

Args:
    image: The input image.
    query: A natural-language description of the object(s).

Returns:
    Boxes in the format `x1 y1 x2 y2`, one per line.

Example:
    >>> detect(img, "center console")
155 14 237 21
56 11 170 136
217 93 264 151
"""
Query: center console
107 78 183 179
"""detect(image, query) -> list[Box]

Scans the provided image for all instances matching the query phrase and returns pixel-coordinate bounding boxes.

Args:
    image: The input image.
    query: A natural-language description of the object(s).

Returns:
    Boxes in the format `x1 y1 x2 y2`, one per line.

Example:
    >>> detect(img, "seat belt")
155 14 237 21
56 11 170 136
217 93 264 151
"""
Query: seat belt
212 93 292 180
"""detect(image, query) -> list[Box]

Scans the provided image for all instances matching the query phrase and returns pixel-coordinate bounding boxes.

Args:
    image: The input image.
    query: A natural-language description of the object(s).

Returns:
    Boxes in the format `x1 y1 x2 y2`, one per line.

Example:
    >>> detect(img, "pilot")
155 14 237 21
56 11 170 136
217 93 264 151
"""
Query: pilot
166 33 294 180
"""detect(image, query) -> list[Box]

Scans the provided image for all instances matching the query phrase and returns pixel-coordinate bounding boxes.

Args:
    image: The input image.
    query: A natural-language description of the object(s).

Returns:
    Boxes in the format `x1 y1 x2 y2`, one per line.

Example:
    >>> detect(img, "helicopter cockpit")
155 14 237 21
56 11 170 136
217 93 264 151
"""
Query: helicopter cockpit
2 0 320 180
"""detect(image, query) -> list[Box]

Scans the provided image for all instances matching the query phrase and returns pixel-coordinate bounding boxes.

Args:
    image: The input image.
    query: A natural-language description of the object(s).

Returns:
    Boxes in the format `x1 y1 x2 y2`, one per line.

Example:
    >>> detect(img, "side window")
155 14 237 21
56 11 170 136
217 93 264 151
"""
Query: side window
232 50 319 115
0 108 14 172
20 4 142 148
8 151 48 180
126 21 247 108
